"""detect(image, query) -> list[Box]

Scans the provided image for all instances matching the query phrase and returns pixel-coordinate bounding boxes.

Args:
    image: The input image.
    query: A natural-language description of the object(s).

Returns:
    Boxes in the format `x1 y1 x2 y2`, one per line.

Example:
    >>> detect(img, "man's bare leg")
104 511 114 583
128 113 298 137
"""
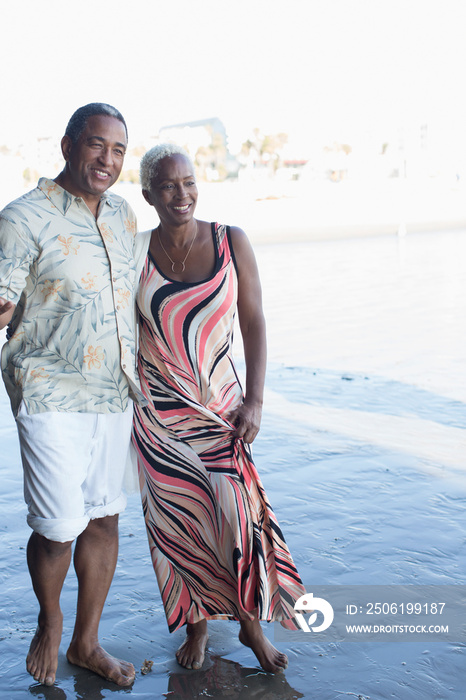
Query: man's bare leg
239 616 288 673
26 532 72 686
66 514 135 687
176 619 209 670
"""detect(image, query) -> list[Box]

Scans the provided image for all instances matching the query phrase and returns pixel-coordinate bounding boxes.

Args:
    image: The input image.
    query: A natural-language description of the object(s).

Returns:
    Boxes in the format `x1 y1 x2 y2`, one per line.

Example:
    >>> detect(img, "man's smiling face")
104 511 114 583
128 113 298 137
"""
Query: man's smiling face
61 114 127 205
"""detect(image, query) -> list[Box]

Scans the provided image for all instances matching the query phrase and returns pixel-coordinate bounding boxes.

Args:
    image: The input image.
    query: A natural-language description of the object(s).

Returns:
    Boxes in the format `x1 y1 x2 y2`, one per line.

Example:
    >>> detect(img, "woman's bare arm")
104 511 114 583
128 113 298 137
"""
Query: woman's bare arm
228 226 267 444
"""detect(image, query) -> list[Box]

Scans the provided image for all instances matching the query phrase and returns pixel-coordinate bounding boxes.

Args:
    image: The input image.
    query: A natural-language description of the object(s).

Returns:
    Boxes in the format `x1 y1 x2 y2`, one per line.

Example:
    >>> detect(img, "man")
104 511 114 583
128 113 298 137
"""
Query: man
0 103 145 687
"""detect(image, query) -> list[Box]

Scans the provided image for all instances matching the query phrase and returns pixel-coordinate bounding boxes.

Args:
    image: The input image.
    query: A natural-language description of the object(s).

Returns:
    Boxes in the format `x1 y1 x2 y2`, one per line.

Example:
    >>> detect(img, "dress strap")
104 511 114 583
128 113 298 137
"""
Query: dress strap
213 222 237 271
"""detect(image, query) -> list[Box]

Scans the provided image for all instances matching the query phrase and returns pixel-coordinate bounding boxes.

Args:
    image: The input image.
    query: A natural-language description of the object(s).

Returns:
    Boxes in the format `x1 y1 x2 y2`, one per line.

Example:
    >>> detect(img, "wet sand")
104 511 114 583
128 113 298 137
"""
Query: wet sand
1 219 465 698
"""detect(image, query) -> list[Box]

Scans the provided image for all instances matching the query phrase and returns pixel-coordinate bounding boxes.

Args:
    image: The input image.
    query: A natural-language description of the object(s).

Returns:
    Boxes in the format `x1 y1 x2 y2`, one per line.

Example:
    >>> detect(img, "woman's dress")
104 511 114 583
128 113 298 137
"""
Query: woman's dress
132 223 306 632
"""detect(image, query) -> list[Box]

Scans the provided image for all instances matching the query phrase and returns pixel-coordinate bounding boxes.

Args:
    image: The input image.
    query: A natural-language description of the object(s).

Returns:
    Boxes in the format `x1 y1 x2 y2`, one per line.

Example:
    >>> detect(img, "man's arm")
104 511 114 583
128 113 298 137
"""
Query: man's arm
0 297 15 330
0 215 33 332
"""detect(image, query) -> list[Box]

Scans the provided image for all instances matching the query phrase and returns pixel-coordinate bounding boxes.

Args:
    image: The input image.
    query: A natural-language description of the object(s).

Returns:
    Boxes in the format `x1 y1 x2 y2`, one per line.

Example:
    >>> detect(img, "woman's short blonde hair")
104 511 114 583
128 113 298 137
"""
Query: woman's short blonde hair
140 143 194 190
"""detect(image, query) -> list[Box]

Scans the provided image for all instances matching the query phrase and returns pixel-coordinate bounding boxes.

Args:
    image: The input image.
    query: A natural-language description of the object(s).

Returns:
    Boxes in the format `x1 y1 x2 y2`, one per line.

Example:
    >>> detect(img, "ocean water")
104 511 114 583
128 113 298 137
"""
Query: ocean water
0 228 465 699
256 227 466 480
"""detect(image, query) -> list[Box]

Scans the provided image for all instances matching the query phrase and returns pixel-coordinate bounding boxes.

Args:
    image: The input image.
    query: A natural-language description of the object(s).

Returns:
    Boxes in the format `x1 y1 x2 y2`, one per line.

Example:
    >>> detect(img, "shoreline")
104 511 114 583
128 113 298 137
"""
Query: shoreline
2 177 465 245
112 178 466 244
247 218 466 244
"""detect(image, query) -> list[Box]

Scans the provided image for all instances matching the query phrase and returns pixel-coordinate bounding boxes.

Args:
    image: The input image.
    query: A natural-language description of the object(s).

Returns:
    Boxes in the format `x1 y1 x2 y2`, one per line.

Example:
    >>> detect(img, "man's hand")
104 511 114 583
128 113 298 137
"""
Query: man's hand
0 297 15 331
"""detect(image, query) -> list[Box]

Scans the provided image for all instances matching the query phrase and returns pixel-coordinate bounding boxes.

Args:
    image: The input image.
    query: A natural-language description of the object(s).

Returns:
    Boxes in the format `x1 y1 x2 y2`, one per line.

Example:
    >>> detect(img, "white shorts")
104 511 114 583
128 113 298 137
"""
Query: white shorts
15 402 133 543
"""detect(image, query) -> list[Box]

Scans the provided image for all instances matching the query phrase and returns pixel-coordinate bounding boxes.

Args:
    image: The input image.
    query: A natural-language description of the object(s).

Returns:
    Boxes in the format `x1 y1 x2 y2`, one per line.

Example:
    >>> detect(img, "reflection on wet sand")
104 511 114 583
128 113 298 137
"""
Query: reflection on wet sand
29 683 67 700
26 655 302 700
29 668 134 700
166 655 303 700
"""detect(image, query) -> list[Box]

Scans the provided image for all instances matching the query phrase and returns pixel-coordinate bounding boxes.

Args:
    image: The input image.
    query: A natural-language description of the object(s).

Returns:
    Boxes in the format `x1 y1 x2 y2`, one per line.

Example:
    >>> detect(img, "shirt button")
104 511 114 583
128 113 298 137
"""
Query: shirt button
122 363 126 369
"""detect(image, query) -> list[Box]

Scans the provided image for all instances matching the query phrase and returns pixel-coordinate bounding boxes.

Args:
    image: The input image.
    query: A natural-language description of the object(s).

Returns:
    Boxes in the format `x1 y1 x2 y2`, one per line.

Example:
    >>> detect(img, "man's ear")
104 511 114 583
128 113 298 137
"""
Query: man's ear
61 135 73 162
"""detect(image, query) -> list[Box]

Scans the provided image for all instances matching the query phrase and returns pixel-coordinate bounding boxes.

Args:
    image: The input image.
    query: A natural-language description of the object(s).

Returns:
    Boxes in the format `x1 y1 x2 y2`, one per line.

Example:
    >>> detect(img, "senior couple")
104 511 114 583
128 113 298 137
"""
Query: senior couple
0 103 305 688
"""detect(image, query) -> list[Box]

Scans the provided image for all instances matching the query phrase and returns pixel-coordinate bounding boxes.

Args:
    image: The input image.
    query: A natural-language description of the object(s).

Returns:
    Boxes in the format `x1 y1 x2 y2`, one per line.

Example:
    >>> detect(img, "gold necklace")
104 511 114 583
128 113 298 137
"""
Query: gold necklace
157 222 198 273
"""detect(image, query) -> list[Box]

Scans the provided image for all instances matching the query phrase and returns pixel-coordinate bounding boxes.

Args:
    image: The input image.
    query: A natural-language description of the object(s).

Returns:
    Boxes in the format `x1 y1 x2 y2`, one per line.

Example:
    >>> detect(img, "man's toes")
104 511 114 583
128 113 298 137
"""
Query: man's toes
108 663 135 686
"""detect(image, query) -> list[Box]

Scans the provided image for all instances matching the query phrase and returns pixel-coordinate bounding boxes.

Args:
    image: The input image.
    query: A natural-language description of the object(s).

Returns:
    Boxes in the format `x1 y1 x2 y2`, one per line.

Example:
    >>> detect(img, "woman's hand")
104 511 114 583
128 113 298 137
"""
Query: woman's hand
228 400 263 444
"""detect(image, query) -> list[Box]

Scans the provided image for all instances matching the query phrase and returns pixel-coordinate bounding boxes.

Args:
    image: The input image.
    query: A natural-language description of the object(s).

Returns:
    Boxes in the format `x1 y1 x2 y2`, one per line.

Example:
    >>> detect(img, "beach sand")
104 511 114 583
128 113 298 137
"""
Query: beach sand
0 201 465 698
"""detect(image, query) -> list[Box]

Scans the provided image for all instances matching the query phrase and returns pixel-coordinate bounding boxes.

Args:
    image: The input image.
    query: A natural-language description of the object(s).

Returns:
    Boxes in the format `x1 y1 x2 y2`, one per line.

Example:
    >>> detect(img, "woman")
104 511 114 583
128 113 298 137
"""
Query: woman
132 144 306 673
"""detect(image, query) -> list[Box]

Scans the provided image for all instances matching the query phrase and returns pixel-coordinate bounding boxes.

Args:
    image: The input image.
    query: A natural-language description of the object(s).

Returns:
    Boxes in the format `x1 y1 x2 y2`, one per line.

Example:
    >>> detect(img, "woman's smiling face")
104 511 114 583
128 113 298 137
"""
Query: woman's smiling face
145 154 198 226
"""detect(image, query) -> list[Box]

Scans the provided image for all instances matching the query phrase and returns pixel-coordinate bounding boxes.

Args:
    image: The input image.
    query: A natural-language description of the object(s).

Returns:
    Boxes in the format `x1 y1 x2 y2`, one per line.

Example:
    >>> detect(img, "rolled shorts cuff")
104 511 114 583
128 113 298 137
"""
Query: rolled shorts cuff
27 493 127 543
27 514 90 543
86 492 127 521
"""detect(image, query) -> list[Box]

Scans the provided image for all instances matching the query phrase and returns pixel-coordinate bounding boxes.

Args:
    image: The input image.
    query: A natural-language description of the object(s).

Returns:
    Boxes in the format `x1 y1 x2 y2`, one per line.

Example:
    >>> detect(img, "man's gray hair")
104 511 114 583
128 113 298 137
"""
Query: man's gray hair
65 103 128 144
140 144 194 191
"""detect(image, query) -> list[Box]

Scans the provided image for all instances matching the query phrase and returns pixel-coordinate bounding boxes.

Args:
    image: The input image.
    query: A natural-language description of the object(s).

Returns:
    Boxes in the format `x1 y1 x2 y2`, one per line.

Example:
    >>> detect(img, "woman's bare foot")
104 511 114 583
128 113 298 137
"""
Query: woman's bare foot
176 620 209 670
239 619 288 673
66 640 135 687
26 611 63 686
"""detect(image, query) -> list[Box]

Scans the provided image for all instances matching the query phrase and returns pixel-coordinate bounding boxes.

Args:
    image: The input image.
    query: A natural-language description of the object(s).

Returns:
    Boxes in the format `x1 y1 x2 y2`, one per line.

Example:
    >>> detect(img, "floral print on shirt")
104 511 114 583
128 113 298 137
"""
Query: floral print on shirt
0 178 144 415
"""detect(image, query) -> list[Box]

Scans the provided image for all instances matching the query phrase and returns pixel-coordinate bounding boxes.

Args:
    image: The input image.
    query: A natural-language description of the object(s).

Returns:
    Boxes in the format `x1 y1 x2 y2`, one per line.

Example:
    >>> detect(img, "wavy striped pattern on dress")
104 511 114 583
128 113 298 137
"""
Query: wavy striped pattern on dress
133 223 306 632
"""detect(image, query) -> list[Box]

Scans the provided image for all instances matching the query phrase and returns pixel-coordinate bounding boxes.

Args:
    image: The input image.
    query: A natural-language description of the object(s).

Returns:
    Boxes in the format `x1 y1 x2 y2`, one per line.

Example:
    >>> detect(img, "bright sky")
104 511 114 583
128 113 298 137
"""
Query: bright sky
2 0 466 152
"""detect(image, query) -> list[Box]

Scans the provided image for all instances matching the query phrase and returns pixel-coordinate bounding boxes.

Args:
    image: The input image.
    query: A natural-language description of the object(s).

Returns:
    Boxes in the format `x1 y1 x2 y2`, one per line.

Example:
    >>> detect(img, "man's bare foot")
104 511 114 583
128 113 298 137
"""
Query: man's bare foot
176 620 209 670
66 641 135 687
26 612 63 686
239 619 288 673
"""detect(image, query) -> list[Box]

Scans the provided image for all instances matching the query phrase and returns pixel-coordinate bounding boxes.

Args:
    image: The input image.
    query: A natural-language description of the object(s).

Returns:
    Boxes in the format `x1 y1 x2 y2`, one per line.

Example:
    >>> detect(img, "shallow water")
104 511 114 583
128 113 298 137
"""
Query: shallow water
1 229 465 698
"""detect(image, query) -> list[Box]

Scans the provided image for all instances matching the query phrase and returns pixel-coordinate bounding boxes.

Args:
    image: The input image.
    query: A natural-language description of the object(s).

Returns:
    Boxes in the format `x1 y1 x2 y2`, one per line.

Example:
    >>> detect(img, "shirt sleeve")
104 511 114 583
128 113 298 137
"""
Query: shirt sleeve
0 215 35 302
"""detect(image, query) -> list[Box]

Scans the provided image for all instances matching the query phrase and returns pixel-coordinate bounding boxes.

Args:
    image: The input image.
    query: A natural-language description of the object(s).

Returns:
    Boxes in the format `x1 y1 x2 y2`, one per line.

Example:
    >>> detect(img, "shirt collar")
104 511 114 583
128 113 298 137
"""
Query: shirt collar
37 177 113 215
